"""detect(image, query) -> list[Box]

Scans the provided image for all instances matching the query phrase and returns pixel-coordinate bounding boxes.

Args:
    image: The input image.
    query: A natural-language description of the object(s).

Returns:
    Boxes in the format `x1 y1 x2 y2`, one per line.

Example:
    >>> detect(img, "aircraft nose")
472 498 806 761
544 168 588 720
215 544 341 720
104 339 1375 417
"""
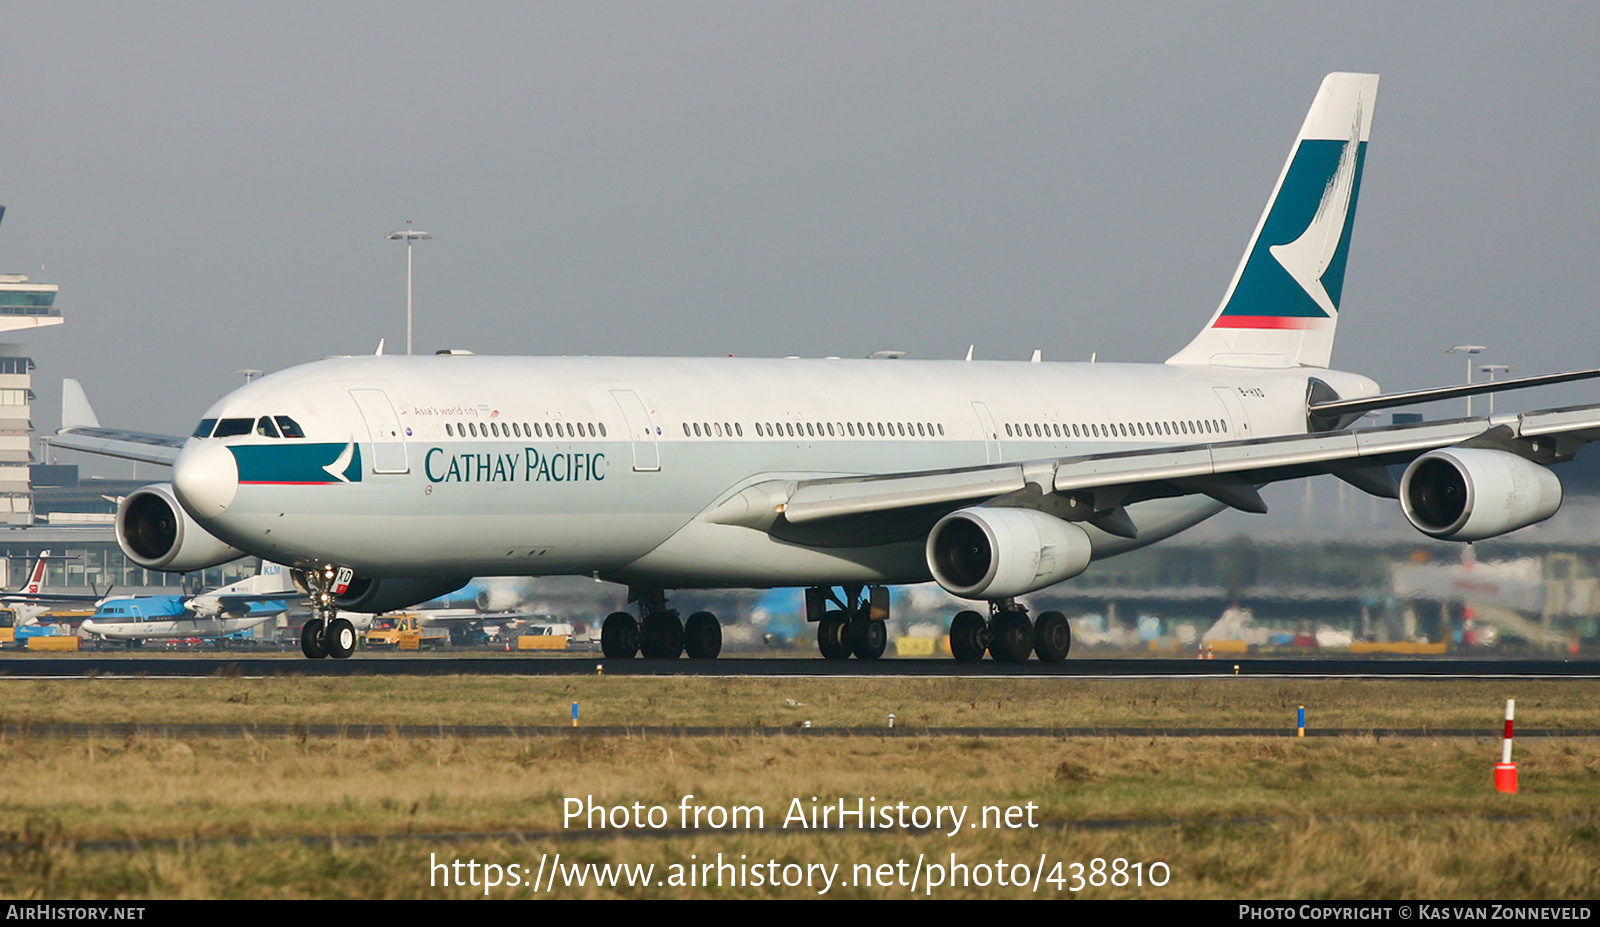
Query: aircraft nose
172 440 239 518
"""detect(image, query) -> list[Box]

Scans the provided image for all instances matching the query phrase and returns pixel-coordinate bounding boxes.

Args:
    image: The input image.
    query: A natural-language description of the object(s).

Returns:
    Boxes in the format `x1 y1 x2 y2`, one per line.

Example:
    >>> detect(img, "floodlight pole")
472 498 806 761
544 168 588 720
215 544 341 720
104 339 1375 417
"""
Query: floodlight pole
1479 363 1511 415
1447 345 1487 416
386 222 432 355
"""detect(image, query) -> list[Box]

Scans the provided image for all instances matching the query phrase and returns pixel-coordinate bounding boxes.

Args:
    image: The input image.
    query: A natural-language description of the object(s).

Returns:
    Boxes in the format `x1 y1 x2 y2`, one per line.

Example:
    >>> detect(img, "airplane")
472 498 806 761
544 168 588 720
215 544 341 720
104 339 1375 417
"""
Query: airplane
52 72 1600 664
0 550 110 624
77 561 298 644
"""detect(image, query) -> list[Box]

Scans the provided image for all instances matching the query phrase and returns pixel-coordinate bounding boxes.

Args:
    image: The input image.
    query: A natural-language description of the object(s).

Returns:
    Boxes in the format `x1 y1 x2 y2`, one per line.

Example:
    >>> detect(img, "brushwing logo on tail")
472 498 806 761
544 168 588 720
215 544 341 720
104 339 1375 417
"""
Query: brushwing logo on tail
1217 121 1367 329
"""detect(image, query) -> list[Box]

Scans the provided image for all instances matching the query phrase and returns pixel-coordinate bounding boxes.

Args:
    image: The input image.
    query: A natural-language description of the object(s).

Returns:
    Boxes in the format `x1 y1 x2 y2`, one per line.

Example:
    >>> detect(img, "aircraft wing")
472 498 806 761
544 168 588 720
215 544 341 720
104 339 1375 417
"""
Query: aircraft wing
764 403 1600 533
189 593 301 618
0 592 106 605
50 378 184 466
49 426 185 466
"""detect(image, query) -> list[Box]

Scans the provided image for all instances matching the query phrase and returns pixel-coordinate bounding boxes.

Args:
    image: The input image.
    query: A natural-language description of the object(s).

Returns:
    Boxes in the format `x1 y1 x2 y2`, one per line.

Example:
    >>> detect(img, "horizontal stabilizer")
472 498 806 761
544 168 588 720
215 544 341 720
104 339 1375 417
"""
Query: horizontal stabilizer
1309 366 1600 424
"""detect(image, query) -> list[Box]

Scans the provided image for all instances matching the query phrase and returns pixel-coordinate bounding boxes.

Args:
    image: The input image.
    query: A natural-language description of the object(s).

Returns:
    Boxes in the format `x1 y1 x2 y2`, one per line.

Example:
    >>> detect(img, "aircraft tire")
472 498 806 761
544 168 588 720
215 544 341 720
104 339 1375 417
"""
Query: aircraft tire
641 612 684 659
601 612 640 659
1034 611 1072 663
817 611 850 660
989 611 1033 663
325 618 358 659
949 610 987 663
684 611 722 659
300 619 327 660
850 616 887 661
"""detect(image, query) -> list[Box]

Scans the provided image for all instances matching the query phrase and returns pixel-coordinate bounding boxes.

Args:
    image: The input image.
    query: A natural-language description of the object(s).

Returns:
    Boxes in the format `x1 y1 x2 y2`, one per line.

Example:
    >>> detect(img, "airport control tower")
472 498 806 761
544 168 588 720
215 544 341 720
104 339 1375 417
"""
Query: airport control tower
0 206 64 526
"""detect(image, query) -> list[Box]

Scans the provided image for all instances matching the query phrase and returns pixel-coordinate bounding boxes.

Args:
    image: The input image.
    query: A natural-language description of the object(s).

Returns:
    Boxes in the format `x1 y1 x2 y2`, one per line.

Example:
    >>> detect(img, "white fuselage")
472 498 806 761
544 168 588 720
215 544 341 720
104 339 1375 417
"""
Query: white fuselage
171 354 1377 590
80 614 275 641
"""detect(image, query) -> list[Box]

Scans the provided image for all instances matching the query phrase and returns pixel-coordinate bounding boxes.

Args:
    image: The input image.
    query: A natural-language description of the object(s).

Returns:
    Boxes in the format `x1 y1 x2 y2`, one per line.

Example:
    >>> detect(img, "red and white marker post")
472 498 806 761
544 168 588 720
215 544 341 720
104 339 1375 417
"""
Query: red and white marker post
1495 698 1517 794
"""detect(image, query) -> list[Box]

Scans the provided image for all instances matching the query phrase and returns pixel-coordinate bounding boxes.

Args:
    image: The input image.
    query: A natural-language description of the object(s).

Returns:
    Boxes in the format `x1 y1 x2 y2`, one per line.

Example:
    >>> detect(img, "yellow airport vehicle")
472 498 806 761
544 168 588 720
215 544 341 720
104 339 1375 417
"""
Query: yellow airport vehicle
364 613 448 650
516 623 575 651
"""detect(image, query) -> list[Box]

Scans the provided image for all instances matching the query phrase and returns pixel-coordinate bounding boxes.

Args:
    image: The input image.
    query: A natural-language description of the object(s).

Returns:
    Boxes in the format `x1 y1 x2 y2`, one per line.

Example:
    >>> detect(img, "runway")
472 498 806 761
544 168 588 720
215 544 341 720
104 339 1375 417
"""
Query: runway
1 654 1596 678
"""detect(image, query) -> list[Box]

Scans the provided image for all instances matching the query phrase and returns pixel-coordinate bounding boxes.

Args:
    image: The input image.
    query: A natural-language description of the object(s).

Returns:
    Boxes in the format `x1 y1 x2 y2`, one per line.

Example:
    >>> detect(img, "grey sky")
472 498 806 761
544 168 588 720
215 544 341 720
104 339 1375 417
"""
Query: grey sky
4 2 1599 456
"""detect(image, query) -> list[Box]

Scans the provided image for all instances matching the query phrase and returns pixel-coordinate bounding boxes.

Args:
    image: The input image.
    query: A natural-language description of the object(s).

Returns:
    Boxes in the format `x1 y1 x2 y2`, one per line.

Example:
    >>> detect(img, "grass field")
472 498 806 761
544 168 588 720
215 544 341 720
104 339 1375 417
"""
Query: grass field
0 675 1595 899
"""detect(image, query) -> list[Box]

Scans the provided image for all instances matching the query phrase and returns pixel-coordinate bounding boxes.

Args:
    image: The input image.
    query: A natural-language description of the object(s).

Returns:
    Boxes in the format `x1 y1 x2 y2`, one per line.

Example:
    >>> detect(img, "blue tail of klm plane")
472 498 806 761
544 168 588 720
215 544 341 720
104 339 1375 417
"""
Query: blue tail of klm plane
1168 72 1379 370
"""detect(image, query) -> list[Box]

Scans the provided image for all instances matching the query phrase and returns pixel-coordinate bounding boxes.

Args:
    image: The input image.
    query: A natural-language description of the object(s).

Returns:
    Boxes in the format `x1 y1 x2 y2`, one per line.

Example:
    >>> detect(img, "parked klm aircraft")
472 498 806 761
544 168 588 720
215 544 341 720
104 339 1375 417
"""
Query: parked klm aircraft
55 74 1600 663
77 561 297 644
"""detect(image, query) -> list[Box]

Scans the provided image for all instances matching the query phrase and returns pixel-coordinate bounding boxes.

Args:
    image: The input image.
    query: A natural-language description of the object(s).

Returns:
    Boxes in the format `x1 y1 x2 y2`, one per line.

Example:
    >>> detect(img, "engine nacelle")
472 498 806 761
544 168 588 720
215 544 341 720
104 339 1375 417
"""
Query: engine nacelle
926 507 1094 599
1400 448 1563 542
332 576 473 614
116 483 247 573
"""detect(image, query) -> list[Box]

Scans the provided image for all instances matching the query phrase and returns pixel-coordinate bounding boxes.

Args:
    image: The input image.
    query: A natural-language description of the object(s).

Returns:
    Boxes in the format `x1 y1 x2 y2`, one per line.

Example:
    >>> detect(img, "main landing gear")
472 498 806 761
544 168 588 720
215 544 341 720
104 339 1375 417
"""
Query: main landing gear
601 589 723 660
808 585 889 662
948 601 1071 664
297 565 358 660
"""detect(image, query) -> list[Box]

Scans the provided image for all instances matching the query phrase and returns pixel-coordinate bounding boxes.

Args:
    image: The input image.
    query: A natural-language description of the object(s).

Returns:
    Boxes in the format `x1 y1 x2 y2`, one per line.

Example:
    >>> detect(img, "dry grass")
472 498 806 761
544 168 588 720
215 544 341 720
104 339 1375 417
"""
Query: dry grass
0 675 1594 730
0 675 1596 898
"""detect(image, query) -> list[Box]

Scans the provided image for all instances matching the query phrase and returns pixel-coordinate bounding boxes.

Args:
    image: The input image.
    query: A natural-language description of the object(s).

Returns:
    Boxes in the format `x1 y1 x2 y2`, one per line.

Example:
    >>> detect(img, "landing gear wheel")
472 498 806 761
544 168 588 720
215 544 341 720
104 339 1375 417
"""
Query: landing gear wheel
989 611 1034 663
949 610 988 663
684 611 722 660
325 618 357 660
601 612 640 659
850 616 887 661
300 618 327 659
640 612 684 659
1034 611 1072 663
817 611 850 660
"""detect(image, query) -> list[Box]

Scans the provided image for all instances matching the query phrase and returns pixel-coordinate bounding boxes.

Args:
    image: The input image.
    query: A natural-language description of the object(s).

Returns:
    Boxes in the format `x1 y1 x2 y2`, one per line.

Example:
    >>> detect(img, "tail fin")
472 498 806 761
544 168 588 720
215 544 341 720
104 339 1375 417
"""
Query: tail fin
24 551 49 595
1168 72 1379 369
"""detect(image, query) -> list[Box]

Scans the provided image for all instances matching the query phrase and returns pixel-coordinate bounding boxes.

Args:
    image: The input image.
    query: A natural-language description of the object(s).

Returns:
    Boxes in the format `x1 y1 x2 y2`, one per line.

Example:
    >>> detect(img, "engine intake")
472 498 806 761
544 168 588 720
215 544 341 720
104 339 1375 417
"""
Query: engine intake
116 483 247 573
926 507 1093 599
1400 448 1562 541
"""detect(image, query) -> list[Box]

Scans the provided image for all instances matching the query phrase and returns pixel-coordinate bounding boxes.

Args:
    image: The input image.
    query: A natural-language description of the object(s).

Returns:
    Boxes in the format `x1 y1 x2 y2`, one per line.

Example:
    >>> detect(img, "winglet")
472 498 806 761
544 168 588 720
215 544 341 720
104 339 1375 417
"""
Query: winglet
61 378 101 432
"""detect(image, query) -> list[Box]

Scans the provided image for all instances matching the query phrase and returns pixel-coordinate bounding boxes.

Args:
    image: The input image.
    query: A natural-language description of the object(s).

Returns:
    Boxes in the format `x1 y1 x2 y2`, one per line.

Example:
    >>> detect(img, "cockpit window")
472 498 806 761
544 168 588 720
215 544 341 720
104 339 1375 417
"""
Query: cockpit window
256 417 281 438
212 418 254 438
274 416 305 438
192 419 217 439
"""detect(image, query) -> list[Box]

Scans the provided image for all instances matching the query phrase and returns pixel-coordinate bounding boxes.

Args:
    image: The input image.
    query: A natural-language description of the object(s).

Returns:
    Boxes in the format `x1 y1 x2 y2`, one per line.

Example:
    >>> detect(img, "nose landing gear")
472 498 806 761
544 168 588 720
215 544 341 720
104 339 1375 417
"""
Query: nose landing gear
295 565 358 660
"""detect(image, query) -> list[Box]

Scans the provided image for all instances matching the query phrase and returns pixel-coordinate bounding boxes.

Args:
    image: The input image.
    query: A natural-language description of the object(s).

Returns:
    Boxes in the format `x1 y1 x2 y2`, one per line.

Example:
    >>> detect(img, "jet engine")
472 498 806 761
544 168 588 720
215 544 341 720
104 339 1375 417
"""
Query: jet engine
1399 448 1562 542
116 483 247 573
329 576 473 614
926 507 1093 599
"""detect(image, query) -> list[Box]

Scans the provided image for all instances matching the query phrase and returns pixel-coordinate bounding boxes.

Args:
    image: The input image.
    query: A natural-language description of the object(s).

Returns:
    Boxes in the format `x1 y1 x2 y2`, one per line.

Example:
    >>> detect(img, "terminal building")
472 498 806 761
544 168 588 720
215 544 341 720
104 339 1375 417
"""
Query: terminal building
0 206 248 597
